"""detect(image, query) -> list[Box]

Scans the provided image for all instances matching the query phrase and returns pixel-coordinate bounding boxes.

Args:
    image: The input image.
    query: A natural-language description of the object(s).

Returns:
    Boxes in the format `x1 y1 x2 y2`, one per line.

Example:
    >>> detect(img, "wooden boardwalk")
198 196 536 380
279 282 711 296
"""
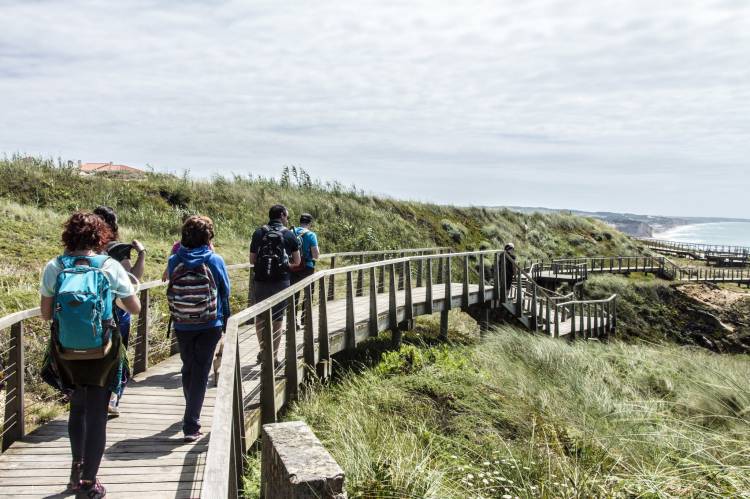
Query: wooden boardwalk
0 276 600 497
0 282 479 497
0 248 619 497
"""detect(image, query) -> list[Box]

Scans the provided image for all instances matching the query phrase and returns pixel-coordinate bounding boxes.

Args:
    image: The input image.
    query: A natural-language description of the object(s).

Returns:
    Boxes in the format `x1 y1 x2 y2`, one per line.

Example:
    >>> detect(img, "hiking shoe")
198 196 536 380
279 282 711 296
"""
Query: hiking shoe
107 394 119 417
183 431 204 443
77 478 106 498
67 461 83 491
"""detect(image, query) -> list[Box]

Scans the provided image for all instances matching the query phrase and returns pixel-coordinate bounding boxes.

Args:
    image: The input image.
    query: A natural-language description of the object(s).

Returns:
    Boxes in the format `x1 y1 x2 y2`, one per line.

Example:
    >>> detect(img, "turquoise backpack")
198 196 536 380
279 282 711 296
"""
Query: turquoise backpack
52 255 115 360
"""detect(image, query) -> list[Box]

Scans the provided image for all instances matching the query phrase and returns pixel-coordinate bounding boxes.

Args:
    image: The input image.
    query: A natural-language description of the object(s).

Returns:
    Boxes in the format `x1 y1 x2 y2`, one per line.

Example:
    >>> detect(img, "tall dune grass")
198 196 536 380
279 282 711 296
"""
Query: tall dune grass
252 327 750 498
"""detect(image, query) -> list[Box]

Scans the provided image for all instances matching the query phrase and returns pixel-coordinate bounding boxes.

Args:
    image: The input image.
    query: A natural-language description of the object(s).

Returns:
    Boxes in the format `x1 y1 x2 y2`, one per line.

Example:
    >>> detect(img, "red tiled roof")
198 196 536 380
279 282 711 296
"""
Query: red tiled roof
80 162 145 173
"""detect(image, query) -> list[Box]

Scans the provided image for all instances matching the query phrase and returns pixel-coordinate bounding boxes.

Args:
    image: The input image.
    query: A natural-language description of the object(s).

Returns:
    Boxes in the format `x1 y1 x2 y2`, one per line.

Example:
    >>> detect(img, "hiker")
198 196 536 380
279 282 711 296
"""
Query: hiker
40 211 140 498
289 213 320 326
166 215 230 442
504 243 516 292
93 206 147 416
164 238 223 386
249 205 301 365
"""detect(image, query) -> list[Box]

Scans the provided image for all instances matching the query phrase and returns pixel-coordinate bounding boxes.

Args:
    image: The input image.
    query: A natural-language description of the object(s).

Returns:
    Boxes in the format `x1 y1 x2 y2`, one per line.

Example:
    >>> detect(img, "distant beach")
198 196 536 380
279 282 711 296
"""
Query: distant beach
653 222 750 247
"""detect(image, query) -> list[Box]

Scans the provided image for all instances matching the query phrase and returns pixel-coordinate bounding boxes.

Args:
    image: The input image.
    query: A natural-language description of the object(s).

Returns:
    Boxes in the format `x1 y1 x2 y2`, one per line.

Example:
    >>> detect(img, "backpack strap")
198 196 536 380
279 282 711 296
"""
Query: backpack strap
57 254 109 269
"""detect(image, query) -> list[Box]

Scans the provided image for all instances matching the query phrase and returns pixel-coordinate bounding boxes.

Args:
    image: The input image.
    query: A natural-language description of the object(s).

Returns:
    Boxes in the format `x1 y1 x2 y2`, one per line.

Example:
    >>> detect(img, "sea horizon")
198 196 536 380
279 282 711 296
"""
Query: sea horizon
653 221 750 247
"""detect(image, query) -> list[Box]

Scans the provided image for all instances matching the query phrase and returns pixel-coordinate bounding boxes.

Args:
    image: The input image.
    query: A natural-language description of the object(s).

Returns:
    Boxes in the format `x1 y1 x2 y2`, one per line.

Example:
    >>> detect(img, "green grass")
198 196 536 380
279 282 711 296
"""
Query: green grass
245 326 750 498
0 155 638 315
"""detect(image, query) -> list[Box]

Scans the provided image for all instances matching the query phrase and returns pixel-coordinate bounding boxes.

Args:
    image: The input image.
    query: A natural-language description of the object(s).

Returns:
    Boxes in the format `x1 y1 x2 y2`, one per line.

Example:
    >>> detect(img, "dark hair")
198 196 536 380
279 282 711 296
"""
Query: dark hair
181 215 215 249
299 213 313 224
62 211 113 252
93 205 119 240
268 204 288 220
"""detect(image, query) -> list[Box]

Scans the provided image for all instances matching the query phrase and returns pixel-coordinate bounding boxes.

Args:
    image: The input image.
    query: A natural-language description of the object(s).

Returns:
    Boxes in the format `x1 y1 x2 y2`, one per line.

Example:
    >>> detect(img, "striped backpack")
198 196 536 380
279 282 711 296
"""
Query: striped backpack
167 262 219 324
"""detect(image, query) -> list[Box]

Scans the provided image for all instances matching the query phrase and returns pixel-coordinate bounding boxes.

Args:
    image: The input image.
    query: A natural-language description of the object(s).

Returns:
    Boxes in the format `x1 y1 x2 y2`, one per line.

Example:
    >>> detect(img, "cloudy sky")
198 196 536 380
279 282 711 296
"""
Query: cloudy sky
1 0 748 217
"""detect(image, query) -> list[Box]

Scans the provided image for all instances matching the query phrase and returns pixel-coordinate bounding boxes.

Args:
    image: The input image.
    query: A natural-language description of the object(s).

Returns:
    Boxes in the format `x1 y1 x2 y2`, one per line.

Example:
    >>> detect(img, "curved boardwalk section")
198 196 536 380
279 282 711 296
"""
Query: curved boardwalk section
2 247 664 497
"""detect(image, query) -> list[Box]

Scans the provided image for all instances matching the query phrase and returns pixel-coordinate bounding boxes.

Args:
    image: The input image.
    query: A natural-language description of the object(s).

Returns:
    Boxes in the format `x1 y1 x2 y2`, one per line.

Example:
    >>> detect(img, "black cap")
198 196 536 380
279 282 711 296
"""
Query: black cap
300 213 313 224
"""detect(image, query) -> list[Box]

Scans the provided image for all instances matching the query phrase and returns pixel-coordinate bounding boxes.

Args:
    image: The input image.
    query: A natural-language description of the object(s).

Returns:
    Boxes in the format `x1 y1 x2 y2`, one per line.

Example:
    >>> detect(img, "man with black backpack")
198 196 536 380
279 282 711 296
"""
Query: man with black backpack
249 205 301 365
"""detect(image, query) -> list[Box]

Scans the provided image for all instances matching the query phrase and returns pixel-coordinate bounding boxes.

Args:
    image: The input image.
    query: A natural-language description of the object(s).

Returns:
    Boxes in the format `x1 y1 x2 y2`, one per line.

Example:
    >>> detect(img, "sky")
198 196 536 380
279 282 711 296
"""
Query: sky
1 0 748 218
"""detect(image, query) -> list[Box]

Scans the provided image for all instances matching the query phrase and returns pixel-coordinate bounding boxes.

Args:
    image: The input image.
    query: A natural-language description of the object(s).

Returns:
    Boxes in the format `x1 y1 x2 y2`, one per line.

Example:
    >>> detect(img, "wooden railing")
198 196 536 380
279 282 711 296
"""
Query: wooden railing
550 255 665 274
635 238 750 258
0 247 448 454
202 249 618 497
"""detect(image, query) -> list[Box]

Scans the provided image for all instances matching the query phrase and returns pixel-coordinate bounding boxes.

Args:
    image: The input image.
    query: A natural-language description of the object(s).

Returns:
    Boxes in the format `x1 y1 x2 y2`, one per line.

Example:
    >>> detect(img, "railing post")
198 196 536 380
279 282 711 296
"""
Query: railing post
530 285 538 331
500 253 507 303
400 252 408 291
378 255 386 294
388 264 401 347
133 288 149 375
260 309 277 425
545 298 551 336
493 252 501 307
404 260 413 324
440 256 451 340
478 256 486 304
369 267 379 337
2 321 25 451
586 303 592 339
416 252 424 288
571 303 576 340
232 335 247 492
284 296 298 403
327 256 337 301
515 267 523 318
425 258 434 314
554 304 560 338
346 271 356 350
317 278 330 378
356 255 365 297
462 255 470 311
303 285 315 369
437 252 444 285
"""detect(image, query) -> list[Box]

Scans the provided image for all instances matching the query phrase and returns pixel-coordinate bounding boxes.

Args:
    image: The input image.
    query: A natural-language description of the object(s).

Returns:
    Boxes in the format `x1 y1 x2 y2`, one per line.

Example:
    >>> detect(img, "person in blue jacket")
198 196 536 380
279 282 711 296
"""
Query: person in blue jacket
166 215 230 442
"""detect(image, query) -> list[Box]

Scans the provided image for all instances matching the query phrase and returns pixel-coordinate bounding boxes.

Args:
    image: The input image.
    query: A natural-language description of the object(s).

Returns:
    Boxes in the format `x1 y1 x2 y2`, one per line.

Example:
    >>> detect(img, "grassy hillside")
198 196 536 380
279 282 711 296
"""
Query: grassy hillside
0 156 638 315
245 326 750 498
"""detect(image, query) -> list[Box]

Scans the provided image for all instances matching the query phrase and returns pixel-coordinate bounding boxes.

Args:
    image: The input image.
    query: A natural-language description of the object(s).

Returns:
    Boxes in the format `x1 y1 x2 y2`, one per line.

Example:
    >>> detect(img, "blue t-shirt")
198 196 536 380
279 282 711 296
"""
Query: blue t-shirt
293 227 318 269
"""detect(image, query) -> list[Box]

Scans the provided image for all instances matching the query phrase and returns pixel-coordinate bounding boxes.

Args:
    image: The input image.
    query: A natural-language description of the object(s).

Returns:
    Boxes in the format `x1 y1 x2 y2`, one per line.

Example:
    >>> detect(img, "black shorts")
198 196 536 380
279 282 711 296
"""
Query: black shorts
253 279 290 321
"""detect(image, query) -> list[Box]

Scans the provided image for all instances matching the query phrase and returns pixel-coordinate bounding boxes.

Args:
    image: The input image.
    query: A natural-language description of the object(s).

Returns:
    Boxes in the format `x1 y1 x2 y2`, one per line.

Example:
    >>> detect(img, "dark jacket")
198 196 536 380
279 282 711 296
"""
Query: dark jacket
504 252 516 291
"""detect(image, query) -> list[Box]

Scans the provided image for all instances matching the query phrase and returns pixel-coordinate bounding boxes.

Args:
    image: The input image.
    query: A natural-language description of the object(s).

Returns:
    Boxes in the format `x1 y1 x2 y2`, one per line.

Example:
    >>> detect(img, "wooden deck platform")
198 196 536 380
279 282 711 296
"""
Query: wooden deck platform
0 283 514 497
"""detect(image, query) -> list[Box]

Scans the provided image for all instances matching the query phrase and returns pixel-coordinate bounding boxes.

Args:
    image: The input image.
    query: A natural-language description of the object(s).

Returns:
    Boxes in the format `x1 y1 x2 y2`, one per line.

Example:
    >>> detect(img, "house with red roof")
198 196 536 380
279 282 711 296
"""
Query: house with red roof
78 162 146 178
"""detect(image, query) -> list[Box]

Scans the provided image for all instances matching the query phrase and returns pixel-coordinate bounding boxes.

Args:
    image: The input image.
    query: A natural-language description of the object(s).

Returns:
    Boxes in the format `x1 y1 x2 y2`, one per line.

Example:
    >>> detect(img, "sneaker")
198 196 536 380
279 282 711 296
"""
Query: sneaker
107 394 119 417
183 431 204 443
77 478 106 498
67 460 83 491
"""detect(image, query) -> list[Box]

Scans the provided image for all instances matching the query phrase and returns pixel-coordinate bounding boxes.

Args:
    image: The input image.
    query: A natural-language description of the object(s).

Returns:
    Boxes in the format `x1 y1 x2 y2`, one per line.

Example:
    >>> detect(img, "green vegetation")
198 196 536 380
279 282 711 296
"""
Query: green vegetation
582 274 750 353
0 156 637 315
246 326 750 498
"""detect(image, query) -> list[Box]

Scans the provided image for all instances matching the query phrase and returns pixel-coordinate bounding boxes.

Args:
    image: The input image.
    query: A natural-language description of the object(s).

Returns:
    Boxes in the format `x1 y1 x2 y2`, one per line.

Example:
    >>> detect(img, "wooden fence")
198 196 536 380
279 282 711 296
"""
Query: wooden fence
0 247 448 454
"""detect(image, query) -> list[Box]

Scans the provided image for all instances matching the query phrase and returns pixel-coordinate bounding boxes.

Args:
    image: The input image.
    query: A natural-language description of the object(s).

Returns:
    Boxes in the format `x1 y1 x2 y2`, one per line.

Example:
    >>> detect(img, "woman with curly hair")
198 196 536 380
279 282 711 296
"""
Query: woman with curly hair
40 211 141 498
93 205 147 416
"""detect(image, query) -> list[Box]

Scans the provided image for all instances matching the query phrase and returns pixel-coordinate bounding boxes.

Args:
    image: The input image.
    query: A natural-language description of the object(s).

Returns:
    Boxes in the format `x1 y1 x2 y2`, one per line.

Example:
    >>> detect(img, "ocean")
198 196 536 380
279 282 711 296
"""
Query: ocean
653 222 750 247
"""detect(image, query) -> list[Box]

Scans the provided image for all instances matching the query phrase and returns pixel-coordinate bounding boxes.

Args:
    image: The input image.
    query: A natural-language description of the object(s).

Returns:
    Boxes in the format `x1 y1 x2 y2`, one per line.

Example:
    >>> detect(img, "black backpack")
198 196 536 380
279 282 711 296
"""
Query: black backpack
255 225 290 280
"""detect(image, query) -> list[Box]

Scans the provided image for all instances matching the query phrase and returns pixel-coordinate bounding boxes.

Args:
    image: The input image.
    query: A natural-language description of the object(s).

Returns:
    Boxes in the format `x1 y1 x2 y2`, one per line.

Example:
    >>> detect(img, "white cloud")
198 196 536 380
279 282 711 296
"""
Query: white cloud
0 0 748 216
